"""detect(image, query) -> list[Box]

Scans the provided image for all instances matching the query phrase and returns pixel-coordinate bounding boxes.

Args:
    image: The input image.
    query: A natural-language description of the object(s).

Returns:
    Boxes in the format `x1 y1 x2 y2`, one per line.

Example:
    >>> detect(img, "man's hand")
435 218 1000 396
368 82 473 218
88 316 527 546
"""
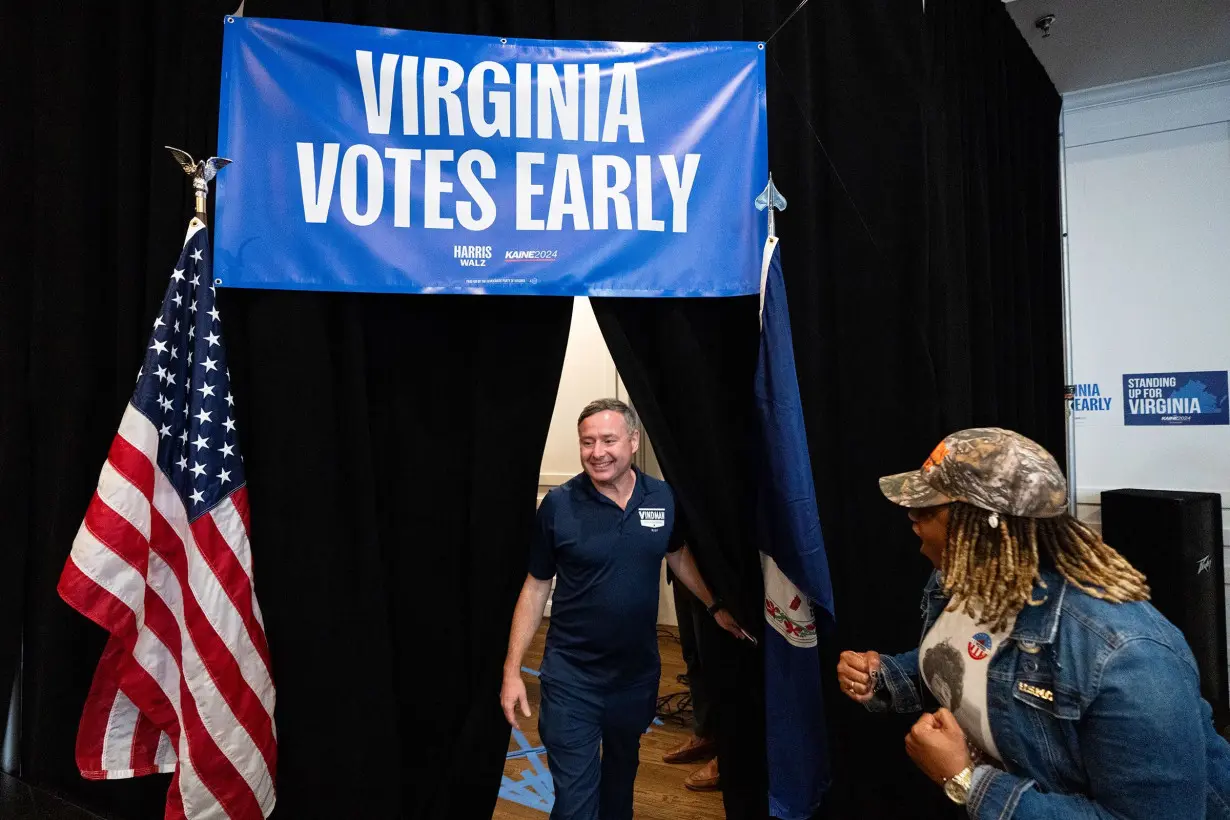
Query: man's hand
904 709 972 785
501 672 531 730
714 608 748 640
667 547 750 642
836 650 881 704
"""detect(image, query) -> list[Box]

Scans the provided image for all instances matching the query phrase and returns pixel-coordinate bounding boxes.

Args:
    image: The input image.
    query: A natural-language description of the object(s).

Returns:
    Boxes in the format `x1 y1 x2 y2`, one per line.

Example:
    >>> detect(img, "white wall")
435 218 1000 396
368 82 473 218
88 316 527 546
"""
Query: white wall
539 298 620 487
1063 63 1230 668
1063 62 1230 544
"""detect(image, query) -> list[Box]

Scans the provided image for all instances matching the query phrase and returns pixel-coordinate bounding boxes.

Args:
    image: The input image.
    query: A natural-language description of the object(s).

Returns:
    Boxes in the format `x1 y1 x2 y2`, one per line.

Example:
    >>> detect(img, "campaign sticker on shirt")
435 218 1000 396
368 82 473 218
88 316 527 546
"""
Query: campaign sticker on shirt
637 508 666 529
968 632 992 661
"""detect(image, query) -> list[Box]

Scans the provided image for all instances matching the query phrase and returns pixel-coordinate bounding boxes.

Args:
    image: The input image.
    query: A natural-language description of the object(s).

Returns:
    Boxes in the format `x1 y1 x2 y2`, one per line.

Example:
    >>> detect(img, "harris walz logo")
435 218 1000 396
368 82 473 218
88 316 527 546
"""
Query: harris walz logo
637 508 665 530
454 245 493 267
968 632 992 661
505 249 558 263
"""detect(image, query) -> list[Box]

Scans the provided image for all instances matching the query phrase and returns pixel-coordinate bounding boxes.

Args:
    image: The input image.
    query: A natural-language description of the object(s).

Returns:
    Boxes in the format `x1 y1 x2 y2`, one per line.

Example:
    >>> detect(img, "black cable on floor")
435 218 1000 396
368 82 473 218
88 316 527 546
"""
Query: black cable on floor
655 691 694 727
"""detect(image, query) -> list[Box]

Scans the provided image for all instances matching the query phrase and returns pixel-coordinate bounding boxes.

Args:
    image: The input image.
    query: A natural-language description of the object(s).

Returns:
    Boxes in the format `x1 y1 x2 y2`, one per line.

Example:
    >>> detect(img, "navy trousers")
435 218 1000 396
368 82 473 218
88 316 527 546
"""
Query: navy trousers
538 680 657 820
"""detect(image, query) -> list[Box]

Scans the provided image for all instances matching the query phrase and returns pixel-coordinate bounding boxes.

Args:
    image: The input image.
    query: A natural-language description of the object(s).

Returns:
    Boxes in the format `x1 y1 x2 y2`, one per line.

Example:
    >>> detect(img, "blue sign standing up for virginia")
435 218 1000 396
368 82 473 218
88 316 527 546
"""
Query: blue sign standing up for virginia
216 17 768 296
1123 371 1229 426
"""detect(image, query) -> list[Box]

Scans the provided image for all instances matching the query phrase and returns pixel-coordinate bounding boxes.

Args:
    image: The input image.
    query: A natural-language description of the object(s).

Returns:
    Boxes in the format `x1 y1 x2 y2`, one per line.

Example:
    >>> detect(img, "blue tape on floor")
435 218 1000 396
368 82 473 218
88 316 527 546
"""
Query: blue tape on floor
500 776 550 811
521 666 541 677
500 726 554 812
506 746 547 760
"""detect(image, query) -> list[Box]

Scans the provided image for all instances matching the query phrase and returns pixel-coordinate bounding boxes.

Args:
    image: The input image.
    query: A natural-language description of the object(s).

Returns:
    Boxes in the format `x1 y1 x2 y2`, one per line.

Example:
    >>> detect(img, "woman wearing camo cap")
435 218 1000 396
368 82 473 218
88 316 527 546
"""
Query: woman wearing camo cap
837 427 1230 817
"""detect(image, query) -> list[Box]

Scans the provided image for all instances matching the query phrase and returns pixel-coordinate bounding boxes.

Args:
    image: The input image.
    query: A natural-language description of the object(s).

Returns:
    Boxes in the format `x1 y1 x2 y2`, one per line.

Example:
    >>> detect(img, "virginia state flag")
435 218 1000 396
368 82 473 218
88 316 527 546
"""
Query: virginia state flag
755 236 835 820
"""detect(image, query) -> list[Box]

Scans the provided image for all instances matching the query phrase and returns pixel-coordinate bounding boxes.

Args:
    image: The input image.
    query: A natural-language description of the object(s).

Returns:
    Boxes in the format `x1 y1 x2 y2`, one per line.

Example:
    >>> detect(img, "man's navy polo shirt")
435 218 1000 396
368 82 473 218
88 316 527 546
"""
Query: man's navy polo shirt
528 469 685 691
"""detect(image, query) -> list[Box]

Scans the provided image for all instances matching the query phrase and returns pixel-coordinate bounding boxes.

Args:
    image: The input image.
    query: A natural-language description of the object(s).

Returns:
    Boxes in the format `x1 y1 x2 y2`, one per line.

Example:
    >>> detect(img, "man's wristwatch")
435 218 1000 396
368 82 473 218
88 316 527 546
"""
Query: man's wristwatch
943 765 975 805
706 598 725 616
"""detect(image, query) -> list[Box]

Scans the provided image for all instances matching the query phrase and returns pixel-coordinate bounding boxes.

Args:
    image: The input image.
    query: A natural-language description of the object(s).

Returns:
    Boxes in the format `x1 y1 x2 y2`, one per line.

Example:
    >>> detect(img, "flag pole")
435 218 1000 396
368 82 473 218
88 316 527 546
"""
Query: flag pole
165 146 232 227
61 147 275 818
755 174 787 239
755 176 787 317
753 172 835 820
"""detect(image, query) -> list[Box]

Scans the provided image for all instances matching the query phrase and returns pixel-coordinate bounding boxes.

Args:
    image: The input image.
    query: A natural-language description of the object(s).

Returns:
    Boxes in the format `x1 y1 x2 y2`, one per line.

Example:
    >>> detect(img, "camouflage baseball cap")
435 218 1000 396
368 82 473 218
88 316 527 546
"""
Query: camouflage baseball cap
879 428 1068 519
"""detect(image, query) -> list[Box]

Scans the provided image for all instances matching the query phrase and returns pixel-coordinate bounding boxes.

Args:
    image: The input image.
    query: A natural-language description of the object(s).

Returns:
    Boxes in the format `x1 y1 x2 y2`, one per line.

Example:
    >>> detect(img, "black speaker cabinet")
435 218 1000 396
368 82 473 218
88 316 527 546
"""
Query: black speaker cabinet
1101 489 1228 730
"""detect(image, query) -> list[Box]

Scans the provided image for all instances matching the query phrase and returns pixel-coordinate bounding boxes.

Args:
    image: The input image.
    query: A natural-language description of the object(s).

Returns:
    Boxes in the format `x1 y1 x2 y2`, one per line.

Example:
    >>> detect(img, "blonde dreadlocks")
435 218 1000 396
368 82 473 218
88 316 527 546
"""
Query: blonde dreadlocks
940 502 1150 632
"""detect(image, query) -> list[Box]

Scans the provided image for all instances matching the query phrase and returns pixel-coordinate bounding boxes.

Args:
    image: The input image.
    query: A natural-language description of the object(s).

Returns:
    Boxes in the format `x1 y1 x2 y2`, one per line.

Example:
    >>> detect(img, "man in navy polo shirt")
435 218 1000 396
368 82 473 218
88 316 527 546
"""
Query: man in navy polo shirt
501 398 744 820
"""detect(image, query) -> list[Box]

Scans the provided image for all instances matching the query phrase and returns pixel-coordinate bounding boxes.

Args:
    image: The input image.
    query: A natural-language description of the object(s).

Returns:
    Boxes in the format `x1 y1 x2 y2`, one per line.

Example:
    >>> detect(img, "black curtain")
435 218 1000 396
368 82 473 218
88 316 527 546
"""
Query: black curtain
2 2 1062 819
1 3 573 818
745 1 1063 817
1 3 246 815
923 0 1065 451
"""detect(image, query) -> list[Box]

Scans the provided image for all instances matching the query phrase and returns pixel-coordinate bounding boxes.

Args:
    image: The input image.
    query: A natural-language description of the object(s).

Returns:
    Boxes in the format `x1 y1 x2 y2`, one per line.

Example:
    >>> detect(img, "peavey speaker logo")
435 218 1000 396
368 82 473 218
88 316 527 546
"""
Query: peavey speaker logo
638 508 666 530
505 249 558 262
454 245 493 267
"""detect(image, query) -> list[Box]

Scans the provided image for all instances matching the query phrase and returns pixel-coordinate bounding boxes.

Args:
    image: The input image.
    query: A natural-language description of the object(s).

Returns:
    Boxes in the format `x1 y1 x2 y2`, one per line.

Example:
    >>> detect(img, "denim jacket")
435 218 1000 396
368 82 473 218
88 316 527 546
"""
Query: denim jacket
871 570 1230 819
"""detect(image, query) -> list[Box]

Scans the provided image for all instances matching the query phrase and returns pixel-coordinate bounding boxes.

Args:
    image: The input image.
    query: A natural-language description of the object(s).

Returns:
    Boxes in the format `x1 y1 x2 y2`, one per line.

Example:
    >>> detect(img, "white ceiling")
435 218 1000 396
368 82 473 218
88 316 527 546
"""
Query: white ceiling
1004 0 1230 92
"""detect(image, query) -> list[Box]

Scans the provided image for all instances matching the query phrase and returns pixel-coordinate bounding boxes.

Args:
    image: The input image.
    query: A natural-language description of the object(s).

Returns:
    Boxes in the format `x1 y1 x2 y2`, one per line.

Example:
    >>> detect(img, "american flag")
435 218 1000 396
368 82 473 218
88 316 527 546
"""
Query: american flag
57 220 277 819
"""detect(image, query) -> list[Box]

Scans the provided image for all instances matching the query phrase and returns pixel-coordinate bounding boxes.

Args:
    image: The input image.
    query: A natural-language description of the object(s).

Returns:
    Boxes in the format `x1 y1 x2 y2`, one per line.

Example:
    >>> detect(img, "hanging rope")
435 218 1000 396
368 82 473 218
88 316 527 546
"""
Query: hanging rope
761 0 942 416
766 48 882 256
762 0 881 254
765 0 814 45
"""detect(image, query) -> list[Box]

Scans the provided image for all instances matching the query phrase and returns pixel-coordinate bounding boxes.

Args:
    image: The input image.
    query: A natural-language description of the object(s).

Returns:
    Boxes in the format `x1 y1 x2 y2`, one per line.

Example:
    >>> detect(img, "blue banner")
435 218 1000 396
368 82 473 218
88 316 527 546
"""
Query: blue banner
1123 371 1229 426
215 17 767 296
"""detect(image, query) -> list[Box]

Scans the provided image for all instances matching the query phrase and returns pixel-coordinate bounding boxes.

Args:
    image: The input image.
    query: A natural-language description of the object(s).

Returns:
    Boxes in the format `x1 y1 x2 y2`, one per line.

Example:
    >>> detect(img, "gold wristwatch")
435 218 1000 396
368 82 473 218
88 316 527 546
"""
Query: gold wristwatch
943 765 975 805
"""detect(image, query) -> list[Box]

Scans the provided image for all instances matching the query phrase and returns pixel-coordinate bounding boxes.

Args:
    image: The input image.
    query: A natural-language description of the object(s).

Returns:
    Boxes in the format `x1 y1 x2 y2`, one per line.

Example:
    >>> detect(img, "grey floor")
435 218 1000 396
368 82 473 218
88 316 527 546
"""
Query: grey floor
0 773 108 820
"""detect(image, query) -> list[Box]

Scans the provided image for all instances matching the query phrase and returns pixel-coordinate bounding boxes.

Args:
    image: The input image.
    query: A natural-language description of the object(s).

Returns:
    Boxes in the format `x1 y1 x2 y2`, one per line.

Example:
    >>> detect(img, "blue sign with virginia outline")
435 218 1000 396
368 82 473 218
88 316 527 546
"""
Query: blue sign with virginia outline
216 17 767 296
1123 371 1229 426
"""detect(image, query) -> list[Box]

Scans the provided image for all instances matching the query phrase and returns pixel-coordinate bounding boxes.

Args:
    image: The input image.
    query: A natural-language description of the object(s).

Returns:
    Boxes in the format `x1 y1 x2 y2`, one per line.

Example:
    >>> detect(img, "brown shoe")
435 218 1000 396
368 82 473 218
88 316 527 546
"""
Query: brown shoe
684 757 721 792
663 734 717 765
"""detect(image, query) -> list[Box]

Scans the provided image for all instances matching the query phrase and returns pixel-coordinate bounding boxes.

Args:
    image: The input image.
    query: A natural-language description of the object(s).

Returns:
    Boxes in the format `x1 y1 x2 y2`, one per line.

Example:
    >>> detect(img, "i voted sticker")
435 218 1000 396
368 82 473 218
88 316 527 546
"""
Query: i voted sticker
968 632 992 661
